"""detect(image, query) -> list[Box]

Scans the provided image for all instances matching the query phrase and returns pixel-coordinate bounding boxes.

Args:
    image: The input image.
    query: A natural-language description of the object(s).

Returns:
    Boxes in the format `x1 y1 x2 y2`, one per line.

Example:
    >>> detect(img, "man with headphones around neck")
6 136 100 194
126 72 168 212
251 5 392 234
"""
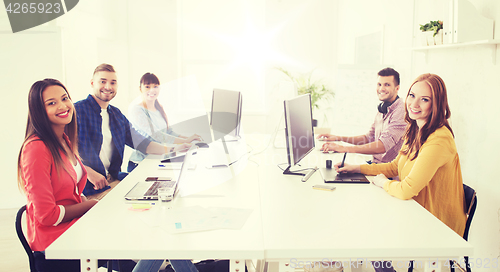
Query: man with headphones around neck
319 67 406 164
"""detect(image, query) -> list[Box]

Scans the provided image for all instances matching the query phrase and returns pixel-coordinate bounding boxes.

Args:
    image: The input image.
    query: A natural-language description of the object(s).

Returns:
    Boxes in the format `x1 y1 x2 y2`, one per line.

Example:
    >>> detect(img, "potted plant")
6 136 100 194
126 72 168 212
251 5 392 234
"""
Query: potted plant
277 68 335 129
419 20 443 45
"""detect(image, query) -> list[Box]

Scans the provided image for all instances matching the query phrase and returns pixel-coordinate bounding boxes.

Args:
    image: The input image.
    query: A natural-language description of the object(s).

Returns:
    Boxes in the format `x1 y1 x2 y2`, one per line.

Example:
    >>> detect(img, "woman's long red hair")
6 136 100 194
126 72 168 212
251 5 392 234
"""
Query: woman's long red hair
400 73 453 160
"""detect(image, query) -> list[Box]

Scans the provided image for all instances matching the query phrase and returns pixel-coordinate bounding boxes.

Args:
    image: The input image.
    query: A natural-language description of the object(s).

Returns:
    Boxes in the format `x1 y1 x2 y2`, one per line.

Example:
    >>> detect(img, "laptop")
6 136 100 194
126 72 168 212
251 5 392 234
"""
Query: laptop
124 147 196 200
319 167 370 184
161 150 188 163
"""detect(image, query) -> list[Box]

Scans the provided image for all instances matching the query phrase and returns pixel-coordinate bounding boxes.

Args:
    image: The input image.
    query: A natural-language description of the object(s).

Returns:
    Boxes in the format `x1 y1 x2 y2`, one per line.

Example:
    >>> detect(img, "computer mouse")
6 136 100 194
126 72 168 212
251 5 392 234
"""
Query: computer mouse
195 142 209 148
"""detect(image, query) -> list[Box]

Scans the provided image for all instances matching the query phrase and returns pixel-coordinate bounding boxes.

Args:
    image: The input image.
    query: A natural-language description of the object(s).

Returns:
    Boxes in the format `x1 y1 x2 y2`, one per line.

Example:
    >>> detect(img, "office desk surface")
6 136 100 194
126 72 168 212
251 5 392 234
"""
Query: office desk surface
258 164 473 261
46 135 473 266
46 153 265 260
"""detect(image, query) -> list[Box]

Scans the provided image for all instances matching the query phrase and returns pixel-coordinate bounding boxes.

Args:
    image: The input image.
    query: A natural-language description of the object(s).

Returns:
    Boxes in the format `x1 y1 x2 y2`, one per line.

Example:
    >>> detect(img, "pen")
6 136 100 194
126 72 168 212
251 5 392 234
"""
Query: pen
340 152 347 168
212 164 228 167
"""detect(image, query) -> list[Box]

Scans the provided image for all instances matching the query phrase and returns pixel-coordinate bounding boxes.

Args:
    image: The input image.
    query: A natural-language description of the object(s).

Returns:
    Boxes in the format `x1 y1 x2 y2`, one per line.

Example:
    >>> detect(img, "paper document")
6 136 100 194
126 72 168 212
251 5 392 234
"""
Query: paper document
135 205 253 233
158 163 182 170
205 207 253 230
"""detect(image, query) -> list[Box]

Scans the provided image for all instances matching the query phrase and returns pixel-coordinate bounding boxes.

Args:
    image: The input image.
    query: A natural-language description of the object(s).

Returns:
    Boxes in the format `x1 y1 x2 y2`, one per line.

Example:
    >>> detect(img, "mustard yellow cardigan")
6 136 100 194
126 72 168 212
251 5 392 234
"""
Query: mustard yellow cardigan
360 126 466 236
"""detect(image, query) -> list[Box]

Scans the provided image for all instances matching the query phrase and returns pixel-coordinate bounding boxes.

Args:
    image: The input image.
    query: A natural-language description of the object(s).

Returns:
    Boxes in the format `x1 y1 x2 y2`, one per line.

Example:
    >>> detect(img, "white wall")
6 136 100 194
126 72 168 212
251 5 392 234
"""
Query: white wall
333 0 414 136
335 0 500 268
0 24 64 209
0 0 134 209
412 0 500 269
263 0 337 134
0 0 338 205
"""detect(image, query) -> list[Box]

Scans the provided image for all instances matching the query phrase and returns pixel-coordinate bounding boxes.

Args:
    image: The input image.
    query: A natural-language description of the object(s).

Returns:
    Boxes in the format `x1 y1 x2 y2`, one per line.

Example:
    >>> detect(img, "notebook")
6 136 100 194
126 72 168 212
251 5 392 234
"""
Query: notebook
319 167 370 184
124 148 196 200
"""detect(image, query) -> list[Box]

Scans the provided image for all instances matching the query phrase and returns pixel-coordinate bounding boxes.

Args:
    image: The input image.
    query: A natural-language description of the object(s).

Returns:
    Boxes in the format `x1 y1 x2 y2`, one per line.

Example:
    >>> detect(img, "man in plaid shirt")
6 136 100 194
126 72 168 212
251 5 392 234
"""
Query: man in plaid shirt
75 63 190 197
319 67 406 164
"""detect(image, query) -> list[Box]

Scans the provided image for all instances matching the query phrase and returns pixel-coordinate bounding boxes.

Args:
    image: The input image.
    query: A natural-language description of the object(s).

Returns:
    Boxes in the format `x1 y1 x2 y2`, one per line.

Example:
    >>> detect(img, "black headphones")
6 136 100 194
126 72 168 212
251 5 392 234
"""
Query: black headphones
378 96 399 114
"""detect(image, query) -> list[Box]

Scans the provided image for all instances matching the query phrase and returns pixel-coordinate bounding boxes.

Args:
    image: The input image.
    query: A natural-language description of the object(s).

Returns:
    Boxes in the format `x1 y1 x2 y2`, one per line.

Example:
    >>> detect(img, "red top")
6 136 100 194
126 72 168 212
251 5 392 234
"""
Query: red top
20 134 87 251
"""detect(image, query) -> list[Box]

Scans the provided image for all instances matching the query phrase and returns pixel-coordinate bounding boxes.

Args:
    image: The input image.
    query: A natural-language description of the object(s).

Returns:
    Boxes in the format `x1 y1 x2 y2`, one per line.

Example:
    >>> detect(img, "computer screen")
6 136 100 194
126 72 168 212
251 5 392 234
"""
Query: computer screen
210 88 242 141
283 94 315 176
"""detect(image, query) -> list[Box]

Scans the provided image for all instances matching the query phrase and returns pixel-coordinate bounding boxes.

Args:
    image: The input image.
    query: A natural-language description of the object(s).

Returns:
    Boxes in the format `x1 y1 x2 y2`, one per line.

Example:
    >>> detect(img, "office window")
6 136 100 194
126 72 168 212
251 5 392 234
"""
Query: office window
178 0 266 113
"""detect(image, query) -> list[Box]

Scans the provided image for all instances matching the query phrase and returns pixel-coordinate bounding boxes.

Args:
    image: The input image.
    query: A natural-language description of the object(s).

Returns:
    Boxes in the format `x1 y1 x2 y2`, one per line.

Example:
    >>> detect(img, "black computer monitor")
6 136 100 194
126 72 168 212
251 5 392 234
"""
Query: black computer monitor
210 88 242 141
283 94 315 176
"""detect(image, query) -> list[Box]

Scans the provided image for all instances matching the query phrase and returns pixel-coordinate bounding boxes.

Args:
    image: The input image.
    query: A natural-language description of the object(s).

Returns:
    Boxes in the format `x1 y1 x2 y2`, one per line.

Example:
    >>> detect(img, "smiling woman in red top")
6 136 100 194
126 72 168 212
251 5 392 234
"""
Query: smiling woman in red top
17 79 98 272
18 79 198 272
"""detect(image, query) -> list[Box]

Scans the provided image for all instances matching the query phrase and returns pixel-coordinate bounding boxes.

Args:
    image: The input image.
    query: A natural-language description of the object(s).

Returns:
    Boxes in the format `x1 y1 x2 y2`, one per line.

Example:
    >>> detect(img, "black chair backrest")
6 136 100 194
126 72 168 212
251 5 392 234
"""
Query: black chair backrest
410 184 477 272
16 205 37 272
463 184 477 241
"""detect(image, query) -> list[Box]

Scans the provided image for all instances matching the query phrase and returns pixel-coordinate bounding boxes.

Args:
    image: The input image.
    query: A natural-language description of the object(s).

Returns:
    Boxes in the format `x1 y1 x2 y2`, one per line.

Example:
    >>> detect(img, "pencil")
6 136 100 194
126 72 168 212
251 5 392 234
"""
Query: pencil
340 152 347 168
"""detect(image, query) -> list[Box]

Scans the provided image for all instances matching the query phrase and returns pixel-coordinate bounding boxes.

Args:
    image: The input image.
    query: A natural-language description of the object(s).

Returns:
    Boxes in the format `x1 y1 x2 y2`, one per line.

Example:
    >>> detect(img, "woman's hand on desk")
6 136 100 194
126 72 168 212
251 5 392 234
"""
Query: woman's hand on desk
63 197 99 223
321 142 347 153
334 163 360 173
372 174 389 188
81 195 99 203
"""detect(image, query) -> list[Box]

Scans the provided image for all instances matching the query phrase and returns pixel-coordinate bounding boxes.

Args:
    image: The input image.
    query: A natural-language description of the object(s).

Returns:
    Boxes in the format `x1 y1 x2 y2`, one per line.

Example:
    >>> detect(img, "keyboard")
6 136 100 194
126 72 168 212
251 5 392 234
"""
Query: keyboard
161 152 186 163
145 180 176 196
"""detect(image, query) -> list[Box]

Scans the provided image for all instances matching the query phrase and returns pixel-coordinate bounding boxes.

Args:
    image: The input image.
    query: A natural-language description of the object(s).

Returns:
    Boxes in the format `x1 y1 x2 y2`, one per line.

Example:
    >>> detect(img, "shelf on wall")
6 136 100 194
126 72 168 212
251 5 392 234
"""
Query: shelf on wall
412 39 500 51
411 39 500 64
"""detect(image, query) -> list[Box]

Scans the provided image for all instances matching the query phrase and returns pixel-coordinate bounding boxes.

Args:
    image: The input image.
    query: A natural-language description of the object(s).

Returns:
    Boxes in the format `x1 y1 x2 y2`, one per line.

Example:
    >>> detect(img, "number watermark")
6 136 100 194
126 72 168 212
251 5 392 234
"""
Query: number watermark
3 0 79 33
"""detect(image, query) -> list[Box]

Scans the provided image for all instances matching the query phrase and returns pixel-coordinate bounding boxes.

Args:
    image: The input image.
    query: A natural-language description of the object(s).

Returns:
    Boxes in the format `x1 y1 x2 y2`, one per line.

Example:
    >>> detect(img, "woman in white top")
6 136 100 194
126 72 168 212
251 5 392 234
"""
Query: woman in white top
128 73 201 171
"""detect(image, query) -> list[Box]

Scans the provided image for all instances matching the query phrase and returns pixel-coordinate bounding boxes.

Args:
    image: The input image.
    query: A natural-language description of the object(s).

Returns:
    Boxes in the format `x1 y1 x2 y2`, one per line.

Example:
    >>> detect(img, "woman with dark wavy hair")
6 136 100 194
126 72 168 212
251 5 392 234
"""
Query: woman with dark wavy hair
17 79 99 271
335 74 466 272
18 79 198 272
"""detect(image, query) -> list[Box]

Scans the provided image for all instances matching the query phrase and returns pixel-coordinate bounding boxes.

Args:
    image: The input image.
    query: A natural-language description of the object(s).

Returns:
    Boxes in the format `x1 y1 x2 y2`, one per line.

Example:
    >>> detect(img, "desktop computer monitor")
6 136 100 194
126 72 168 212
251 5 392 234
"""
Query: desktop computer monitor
283 94 315 176
210 88 243 141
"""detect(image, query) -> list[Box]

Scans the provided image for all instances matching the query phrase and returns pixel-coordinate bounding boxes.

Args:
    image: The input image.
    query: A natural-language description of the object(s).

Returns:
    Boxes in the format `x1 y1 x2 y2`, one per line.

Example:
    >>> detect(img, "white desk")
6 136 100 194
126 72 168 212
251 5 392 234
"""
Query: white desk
259 164 472 271
46 135 473 272
46 141 264 271
252 145 472 272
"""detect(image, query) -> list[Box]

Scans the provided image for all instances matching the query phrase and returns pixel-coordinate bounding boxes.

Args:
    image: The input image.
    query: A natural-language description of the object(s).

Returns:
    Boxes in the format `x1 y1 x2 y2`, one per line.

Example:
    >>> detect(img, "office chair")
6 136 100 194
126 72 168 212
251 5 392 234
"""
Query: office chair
16 205 115 272
16 205 37 272
456 184 477 272
408 184 476 272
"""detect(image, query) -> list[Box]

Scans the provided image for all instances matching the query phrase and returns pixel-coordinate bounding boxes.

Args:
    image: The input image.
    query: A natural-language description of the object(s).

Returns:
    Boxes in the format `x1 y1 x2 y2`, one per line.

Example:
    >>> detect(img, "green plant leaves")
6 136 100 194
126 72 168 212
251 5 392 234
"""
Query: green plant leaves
419 20 443 37
276 67 335 111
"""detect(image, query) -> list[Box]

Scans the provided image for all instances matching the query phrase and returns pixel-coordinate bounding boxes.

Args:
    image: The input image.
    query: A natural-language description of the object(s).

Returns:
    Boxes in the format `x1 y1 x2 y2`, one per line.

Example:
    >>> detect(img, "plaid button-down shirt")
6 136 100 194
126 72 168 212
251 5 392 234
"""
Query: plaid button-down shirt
74 95 151 196
365 97 407 164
